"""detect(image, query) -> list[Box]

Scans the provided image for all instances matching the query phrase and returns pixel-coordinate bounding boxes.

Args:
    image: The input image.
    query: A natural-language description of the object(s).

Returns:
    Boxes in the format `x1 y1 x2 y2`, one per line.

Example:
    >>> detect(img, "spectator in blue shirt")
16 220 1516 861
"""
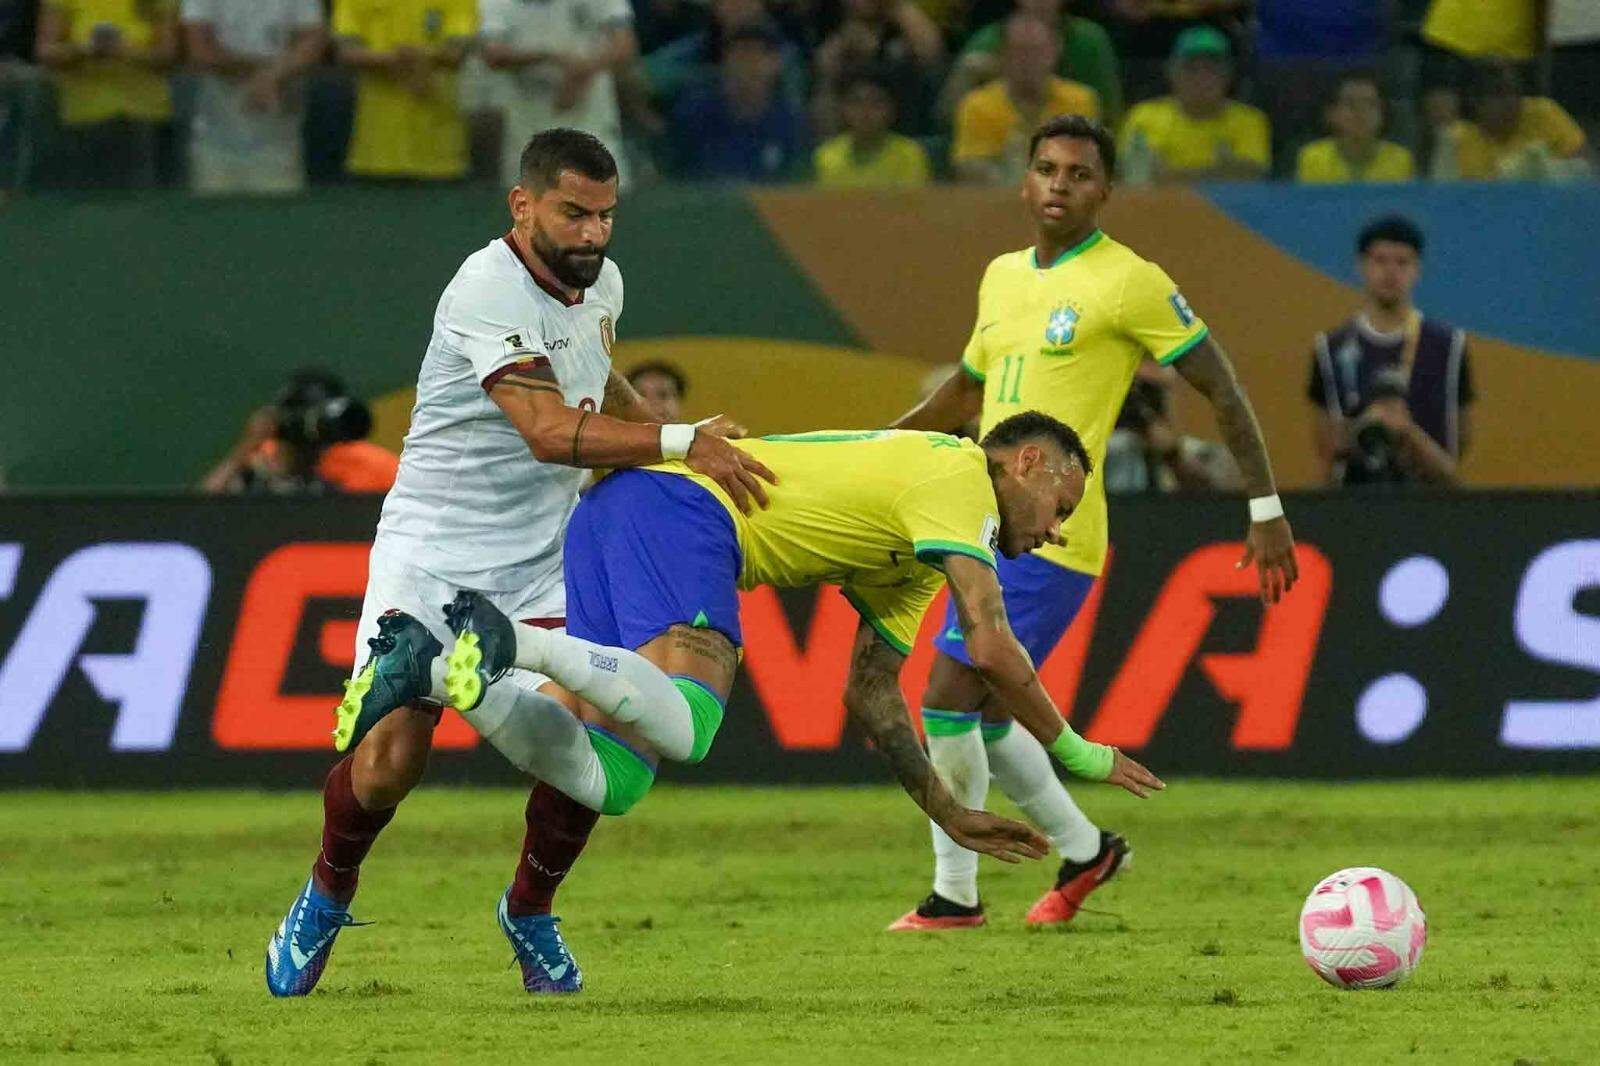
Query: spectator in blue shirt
670 20 810 182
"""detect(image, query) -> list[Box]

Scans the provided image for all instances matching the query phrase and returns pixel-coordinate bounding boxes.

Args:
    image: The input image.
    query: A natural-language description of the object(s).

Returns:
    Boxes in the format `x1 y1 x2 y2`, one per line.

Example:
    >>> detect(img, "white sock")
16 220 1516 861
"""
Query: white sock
513 626 696 762
984 720 1101 863
462 670 609 812
924 710 989 908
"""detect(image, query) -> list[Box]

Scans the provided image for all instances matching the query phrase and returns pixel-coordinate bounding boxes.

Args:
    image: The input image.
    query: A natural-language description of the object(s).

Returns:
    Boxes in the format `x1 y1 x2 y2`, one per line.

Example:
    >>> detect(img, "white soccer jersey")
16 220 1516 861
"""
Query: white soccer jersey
180 0 322 154
480 0 633 187
374 234 622 596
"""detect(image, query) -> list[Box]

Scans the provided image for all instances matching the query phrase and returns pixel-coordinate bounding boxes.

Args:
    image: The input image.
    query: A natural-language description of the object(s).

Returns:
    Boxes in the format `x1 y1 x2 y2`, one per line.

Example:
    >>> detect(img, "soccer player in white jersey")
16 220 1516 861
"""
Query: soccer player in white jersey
264 128 774 998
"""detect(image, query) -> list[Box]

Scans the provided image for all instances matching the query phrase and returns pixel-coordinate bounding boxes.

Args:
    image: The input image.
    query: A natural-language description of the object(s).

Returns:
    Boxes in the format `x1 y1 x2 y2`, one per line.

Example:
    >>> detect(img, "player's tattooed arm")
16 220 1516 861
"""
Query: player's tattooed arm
602 370 661 422
1173 335 1299 604
888 365 983 433
488 365 776 508
1172 336 1276 498
842 623 1047 863
942 555 1066 747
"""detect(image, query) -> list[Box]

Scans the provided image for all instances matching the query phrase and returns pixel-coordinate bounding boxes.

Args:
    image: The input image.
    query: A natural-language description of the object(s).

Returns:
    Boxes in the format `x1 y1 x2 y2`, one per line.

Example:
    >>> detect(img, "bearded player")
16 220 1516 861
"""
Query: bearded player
885 114 1299 932
333 416 1164 988
264 128 774 997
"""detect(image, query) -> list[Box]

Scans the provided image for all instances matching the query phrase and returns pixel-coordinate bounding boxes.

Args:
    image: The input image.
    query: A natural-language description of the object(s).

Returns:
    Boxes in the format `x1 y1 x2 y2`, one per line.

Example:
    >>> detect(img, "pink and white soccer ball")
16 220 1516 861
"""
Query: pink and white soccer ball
1298 867 1427 989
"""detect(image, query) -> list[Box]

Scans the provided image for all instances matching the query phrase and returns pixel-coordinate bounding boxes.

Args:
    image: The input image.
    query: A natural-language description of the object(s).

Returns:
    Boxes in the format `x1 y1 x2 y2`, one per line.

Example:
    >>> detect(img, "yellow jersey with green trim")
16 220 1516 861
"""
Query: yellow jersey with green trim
651 430 1000 654
959 229 1207 576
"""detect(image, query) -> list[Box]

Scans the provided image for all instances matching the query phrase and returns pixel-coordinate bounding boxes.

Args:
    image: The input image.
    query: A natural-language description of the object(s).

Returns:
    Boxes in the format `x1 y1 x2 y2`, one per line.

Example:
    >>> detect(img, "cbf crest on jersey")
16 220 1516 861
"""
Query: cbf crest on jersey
1043 302 1081 352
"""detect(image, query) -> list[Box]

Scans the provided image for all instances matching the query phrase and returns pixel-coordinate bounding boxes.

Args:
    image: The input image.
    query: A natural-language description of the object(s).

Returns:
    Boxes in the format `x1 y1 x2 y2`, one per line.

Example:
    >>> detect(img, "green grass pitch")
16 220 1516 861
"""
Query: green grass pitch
4 779 1597 1064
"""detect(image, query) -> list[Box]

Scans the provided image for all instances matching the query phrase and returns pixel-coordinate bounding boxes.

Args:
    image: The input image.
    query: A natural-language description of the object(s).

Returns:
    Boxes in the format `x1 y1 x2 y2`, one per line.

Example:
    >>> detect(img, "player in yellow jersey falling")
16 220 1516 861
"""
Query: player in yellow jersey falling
886 114 1299 932
337 413 1166 984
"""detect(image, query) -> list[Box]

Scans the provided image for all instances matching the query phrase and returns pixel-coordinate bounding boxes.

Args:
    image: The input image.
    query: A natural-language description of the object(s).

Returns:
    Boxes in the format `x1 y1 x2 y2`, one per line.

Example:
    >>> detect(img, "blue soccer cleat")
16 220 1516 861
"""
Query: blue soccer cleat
442 591 519 712
265 878 366 997
332 610 443 753
497 890 583 994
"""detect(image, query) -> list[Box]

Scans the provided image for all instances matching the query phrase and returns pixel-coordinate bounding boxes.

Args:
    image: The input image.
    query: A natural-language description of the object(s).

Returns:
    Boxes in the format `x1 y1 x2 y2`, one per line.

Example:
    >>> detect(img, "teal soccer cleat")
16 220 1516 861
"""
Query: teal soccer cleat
332 610 442 753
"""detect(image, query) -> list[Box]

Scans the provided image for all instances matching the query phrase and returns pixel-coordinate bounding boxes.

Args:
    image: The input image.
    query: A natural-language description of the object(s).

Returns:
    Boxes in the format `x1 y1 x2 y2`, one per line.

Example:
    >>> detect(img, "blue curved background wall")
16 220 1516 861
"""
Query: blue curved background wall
1204 185 1600 361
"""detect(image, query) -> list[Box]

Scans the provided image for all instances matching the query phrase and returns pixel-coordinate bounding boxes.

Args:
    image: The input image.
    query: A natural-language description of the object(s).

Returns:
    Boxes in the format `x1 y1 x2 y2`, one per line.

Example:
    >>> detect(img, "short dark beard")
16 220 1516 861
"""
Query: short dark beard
531 225 607 290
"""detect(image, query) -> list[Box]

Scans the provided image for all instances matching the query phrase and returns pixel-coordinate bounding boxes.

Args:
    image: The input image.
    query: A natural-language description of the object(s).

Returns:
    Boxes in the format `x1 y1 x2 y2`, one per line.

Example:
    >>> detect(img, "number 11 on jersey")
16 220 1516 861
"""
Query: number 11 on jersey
996 354 1026 404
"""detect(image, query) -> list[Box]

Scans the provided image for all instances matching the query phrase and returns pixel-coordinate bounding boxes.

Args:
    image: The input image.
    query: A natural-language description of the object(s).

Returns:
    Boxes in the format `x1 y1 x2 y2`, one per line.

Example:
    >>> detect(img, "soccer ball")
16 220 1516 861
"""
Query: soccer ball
1298 867 1427 990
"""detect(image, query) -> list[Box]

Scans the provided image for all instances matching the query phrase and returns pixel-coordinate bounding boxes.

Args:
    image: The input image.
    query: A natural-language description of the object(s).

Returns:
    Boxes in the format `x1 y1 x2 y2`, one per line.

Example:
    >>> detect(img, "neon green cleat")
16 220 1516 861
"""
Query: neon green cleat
442 591 519 712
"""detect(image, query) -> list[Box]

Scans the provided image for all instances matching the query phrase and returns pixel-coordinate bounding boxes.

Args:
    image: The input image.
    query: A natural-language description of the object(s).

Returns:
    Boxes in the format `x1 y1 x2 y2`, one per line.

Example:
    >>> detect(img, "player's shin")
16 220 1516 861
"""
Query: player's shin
924 709 990 908
511 626 706 763
983 719 1100 863
465 675 655 816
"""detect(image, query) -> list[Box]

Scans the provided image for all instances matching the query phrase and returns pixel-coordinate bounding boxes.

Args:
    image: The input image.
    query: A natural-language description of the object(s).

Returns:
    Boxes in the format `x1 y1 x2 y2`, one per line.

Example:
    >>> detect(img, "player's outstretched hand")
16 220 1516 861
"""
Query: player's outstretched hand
686 430 777 514
1104 747 1165 799
941 809 1050 864
1238 516 1298 605
695 413 749 440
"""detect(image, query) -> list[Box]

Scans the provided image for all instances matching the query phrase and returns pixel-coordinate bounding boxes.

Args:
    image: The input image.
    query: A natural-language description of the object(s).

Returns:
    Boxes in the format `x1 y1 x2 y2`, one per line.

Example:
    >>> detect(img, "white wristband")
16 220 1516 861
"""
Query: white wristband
1248 494 1284 523
660 423 696 461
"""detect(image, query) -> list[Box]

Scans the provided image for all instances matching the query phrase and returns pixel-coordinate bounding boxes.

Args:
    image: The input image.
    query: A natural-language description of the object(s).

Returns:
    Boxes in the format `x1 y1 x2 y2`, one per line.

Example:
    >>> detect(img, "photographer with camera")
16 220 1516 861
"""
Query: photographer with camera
201 368 399 494
1307 216 1474 488
1103 360 1239 494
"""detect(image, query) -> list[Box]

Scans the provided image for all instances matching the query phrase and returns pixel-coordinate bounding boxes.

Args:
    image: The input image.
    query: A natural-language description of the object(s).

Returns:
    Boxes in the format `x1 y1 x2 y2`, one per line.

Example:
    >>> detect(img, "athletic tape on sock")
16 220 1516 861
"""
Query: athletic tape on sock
921 708 981 737
585 725 656 816
670 675 724 764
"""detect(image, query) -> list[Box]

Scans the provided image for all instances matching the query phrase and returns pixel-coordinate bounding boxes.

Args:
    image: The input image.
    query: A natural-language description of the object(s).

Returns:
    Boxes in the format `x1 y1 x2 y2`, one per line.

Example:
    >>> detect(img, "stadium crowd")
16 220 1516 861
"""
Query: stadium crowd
1 0 1597 193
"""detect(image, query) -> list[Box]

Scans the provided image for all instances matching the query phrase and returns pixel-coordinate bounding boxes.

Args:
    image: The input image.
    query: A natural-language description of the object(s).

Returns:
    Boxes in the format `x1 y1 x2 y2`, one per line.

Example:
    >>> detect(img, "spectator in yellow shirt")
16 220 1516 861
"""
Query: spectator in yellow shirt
1423 0 1542 62
334 0 475 181
952 13 1098 184
1117 25 1268 183
1435 62 1592 181
34 0 176 186
814 71 932 188
1296 71 1414 184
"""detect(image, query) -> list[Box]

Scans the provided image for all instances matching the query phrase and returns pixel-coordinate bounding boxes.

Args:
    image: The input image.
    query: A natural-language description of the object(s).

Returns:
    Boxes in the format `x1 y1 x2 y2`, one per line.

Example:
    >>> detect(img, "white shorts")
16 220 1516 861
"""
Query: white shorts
352 540 565 694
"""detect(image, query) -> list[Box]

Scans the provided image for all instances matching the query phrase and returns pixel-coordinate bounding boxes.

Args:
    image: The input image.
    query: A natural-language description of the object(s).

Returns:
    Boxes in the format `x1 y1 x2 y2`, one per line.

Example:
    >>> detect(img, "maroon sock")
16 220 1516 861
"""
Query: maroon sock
311 756 397 904
506 782 600 917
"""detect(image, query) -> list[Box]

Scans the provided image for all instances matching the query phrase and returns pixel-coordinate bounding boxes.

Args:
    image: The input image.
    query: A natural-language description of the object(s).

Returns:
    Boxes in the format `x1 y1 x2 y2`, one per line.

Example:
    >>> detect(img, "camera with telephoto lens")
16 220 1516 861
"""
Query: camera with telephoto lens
1342 366 1409 486
274 371 373 453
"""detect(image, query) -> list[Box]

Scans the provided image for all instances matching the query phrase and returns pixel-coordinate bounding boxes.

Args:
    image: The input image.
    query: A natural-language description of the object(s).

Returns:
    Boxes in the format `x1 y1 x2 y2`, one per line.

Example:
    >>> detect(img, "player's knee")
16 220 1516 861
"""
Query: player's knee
672 675 725 764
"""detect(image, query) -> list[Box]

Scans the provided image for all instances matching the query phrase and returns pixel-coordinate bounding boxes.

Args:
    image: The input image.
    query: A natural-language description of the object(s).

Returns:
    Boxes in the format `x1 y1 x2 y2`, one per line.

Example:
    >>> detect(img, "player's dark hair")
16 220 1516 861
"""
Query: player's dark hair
982 411 1094 477
1357 214 1425 257
626 360 689 398
519 128 618 192
1028 114 1117 178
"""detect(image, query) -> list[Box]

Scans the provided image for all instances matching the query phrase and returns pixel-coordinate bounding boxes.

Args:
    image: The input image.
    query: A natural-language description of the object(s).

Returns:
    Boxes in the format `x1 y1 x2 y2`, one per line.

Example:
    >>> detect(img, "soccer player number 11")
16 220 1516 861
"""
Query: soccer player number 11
996 354 1026 404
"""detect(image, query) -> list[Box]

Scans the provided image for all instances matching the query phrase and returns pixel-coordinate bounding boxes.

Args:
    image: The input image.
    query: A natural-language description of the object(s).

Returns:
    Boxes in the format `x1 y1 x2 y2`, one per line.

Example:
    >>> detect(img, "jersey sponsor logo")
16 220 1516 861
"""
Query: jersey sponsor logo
544 337 571 352
1043 303 1081 351
1169 291 1197 327
502 329 536 358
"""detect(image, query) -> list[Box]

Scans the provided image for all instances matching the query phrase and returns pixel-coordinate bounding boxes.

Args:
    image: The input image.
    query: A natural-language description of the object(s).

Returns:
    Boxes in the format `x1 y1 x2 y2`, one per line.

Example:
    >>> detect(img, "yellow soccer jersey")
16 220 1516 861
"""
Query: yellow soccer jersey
334 0 474 179
655 431 1000 654
50 0 174 126
1296 139 1414 184
960 229 1207 576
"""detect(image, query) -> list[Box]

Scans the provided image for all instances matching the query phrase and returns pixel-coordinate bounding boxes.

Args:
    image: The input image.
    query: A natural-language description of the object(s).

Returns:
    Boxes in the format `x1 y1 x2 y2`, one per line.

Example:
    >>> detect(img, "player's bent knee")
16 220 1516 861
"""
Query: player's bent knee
586 724 657 816
671 675 725 764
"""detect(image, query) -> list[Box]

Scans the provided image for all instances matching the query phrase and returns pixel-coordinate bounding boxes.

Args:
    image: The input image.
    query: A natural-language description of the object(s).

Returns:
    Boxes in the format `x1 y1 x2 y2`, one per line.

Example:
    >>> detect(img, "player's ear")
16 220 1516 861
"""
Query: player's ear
508 183 533 223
